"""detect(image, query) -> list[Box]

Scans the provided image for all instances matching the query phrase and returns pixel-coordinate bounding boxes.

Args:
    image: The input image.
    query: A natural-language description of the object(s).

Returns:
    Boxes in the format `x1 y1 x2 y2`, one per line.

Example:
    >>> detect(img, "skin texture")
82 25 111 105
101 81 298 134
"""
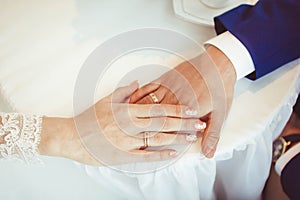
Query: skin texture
39 82 206 166
130 45 237 158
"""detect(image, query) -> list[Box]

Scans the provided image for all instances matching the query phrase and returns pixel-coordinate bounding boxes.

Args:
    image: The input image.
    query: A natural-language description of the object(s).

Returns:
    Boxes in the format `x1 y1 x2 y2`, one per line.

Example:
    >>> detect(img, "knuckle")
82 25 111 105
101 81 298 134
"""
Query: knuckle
159 152 165 160
168 135 177 144
166 92 178 104
175 105 182 116
204 133 220 145
137 97 149 105
152 133 163 145
162 118 172 131
152 104 164 116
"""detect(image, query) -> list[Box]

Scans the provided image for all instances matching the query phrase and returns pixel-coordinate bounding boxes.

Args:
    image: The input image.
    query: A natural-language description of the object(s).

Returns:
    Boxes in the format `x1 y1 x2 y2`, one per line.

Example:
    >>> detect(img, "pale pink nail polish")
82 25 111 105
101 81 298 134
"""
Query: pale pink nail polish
169 151 178 157
186 134 197 142
194 122 206 130
185 109 198 116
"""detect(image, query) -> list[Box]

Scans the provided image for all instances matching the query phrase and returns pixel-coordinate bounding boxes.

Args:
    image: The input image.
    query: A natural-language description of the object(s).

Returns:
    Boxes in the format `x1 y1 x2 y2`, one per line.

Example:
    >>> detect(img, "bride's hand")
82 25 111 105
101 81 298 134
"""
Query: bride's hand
40 82 206 166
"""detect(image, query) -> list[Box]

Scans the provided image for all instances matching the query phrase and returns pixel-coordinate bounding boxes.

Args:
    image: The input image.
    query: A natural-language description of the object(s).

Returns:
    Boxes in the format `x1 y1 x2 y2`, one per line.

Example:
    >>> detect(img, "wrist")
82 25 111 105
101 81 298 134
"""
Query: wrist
205 44 237 84
205 45 237 113
39 117 76 157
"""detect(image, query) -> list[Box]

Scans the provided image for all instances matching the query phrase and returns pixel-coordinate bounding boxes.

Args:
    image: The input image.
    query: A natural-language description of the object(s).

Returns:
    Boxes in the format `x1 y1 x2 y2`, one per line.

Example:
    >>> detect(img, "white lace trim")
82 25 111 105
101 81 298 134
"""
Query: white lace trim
0 112 42 164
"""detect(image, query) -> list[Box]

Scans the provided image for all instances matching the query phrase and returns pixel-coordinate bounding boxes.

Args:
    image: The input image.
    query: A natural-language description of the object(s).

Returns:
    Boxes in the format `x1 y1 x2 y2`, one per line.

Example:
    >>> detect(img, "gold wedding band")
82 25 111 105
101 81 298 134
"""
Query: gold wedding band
140 132 150 150
149 93 159 104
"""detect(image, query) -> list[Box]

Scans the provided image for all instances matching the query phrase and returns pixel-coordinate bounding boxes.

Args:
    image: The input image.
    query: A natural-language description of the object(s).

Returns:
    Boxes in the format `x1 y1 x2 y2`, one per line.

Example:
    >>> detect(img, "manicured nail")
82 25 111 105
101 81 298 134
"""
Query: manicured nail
194 122 206 130
186 134 197 142
185 109 198 116
169 151 178 157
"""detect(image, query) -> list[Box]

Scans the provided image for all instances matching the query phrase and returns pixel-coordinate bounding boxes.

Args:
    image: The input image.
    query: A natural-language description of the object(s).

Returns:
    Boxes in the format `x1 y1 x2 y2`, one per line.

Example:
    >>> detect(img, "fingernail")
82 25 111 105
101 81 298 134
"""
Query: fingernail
203 146 215 158
185 109 198 116
186 134 197 142
194 122 206 130
130 80 139 87
207 149 215 158
169 151 178 157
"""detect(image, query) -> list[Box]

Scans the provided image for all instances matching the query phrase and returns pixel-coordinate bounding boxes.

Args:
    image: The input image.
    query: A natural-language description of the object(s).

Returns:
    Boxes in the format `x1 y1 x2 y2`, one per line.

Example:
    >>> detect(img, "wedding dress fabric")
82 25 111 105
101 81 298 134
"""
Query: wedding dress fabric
0 0 300 199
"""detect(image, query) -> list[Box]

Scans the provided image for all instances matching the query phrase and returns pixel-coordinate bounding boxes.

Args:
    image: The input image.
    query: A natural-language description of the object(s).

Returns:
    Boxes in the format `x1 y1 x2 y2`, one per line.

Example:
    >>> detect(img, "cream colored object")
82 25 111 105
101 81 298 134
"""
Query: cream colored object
173 0 258 26
200 0 233 9
0 0 300 199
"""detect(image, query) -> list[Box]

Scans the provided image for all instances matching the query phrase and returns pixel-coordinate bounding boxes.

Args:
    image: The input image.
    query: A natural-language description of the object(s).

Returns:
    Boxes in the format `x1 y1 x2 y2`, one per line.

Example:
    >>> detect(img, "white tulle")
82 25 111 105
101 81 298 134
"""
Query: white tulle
0 112 42 164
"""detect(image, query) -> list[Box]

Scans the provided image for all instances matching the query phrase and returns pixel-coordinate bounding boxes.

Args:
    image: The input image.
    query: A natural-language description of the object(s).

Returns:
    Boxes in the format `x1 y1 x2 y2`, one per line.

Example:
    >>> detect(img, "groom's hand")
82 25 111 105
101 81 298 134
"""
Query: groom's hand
130 45 237 158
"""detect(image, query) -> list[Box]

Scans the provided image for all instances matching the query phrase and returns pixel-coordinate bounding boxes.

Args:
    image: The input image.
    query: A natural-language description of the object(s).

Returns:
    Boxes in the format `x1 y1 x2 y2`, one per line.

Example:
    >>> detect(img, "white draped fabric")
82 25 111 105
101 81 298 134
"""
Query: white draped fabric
0 0 299 199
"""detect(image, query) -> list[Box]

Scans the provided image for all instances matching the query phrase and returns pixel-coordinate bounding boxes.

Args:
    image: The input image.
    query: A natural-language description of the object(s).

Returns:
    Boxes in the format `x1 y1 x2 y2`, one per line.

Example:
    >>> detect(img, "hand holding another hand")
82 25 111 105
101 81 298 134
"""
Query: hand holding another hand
130 46 237 158
41 82 206 166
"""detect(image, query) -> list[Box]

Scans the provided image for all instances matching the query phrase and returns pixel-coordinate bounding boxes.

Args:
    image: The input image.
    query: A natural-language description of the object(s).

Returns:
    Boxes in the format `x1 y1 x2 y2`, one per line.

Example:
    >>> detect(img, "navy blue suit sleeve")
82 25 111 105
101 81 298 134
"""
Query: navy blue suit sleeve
214 0 300 79
280 153 300 199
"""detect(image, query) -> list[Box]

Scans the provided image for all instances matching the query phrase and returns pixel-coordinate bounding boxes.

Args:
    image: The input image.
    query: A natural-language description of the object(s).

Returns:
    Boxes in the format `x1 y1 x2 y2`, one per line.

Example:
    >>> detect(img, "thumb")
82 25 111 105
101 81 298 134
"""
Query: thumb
201 111 225 158
111 81 139 103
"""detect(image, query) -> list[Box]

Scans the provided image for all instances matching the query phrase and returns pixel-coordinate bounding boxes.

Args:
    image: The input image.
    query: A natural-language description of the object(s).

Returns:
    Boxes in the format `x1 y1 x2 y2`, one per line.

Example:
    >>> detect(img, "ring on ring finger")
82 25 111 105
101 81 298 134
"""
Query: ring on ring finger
140 132 150 150
149 93 159 104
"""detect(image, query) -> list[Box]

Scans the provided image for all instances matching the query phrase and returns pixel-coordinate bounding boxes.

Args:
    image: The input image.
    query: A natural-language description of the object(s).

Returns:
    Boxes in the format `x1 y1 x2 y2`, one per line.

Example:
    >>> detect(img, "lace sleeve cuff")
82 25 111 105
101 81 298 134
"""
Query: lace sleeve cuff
0 112 43 164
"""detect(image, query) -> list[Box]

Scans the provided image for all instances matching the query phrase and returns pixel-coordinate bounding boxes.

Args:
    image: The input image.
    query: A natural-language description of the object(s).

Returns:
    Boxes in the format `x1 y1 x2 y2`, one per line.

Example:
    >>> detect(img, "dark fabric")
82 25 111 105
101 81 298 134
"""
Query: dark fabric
280 153 300 200
293 96 300 117
214 0 300 80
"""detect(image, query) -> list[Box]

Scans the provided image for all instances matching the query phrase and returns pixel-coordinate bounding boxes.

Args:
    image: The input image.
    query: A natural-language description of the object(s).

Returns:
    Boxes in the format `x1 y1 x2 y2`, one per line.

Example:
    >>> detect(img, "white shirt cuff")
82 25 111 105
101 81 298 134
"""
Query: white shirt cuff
204 31 255 80
275 143 300 176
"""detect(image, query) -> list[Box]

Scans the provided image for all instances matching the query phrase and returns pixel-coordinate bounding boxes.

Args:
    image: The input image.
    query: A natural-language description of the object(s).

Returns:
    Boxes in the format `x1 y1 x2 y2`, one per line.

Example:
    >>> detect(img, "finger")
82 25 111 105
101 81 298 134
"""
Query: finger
129 149 179 162
160 88 179 105
150 132 198 146
136 89 164 104
118 131 197 151
201 112 225 158
111 81 139 103
130 104 200 118
136 117 206 132
138 132 198 147
136 86 179 105
129 82 160 103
